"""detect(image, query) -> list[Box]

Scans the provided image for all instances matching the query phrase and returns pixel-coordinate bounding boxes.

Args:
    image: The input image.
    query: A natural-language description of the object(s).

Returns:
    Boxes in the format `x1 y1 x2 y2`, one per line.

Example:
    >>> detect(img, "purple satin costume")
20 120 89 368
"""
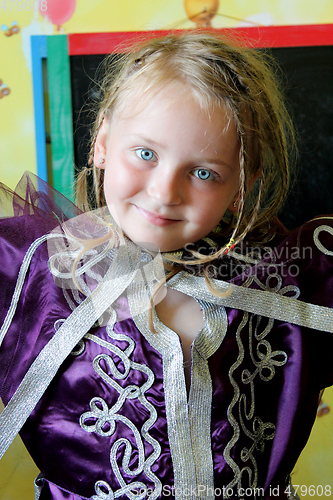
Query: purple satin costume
0 174 333 500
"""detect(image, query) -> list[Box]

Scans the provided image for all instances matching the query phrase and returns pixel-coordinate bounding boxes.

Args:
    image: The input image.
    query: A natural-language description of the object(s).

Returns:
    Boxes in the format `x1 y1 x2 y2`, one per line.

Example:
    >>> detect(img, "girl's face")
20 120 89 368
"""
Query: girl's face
94 85 240 252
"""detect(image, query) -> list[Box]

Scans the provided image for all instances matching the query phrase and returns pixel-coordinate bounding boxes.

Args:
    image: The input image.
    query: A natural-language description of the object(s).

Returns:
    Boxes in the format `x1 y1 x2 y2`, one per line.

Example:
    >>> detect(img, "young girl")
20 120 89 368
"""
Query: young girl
1 32 333 500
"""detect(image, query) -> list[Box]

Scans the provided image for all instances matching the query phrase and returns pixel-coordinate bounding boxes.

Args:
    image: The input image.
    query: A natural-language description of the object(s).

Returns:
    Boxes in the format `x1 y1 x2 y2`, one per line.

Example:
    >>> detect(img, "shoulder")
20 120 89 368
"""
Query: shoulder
293 215 333 254
0 172 83 284
271 216 333 302
226 215 333 330
233 215 333 281
0 213 61 293
0 212 57 247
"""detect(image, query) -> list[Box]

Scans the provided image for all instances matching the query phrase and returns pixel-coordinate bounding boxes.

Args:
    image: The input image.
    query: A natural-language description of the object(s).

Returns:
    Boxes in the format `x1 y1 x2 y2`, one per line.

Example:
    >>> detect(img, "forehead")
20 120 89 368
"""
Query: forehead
111 77 235 125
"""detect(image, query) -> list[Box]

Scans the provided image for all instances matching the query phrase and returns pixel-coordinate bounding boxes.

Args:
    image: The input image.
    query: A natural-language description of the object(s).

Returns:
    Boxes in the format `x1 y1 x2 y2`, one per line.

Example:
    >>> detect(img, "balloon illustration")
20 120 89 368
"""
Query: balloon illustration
39 0 76 31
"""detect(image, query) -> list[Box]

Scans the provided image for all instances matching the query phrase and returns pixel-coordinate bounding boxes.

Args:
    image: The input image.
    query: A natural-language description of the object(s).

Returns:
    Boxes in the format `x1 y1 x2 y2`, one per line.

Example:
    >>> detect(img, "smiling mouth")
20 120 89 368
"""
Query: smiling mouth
135 206 180 227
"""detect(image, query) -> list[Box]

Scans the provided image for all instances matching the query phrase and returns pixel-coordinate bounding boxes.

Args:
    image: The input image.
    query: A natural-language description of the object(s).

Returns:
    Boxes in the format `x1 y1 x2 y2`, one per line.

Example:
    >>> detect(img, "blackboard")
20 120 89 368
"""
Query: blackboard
70 45 333 230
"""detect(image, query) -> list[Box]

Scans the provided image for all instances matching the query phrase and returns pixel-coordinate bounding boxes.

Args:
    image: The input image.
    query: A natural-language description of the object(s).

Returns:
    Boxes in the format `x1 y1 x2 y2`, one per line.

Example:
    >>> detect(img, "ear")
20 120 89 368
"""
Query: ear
228 193 239 214
93 118 109 169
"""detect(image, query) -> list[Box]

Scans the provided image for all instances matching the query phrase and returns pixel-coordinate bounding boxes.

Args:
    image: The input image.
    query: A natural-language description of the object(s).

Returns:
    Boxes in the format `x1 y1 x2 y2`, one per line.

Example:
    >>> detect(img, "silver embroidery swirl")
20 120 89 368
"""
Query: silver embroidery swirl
91 479 149 500
223 311 248 491
80 331 162 500
223 281 298 497
313 225 333 256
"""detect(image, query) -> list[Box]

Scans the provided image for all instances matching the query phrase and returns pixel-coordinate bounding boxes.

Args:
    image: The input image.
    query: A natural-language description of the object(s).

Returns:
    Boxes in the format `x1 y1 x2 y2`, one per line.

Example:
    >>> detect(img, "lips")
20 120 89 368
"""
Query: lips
135 206 180 227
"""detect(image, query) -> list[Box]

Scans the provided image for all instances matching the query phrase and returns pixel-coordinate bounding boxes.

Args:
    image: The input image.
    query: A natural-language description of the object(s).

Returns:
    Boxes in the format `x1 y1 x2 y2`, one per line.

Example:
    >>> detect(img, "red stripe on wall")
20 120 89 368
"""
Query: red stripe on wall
68 24 333 55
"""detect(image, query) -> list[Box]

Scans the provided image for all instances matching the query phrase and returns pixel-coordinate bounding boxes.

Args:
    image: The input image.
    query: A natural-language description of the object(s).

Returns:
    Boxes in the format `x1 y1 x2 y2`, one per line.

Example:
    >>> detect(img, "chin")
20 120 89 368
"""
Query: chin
128 236 184 254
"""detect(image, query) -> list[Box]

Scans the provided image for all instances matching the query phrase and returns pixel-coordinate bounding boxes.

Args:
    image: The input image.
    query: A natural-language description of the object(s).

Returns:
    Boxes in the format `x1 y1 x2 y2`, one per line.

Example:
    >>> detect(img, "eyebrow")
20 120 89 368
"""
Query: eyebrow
203 158 235 170
128 134 164 149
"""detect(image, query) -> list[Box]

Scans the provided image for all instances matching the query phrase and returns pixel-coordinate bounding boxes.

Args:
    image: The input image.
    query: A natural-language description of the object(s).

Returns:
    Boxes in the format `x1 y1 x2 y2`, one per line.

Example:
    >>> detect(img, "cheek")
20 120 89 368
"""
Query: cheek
104 163 142 201
194 194 229 224
201 210 225 232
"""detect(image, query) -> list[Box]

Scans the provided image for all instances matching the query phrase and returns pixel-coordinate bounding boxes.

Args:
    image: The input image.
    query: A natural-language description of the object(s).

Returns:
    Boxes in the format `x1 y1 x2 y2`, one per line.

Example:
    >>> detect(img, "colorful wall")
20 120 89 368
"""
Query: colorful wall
1 1 333 499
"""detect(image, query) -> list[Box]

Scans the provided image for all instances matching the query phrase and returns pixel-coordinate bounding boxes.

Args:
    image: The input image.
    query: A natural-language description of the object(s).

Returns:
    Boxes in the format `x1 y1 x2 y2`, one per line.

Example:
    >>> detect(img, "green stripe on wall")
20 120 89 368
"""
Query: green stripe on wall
47 35 75 201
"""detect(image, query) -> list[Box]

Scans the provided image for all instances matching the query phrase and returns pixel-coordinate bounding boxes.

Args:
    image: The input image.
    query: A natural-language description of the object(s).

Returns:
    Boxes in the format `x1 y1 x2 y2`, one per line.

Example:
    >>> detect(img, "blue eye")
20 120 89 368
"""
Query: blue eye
135 148 155 161
193 168 212 181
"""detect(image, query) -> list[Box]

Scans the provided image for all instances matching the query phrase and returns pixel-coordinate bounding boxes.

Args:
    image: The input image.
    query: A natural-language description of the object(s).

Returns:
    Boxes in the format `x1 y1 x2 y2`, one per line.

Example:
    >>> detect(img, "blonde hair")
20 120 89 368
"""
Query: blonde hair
76 31 295 270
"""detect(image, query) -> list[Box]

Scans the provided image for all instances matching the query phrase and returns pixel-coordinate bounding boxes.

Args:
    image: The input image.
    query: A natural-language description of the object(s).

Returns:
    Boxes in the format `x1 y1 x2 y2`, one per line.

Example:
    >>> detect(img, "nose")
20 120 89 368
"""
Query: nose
147 169 182 206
